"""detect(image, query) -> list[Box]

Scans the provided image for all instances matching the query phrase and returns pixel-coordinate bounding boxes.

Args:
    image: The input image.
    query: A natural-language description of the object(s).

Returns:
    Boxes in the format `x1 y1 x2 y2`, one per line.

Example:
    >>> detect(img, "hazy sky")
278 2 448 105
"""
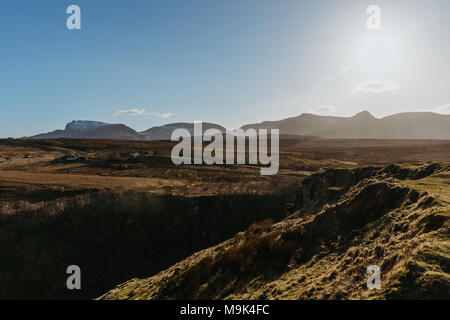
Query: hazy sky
1 0 449 137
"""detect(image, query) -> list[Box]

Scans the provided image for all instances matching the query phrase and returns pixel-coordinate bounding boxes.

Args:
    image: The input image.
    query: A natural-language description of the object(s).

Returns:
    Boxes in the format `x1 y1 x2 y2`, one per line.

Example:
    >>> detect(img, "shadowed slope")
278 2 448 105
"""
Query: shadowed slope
99 164 450 300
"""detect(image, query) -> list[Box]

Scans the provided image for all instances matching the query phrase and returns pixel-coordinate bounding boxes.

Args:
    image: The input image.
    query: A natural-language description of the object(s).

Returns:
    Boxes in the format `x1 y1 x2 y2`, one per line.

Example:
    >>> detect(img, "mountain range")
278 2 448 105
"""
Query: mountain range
242 111 450 139
26 111 450 141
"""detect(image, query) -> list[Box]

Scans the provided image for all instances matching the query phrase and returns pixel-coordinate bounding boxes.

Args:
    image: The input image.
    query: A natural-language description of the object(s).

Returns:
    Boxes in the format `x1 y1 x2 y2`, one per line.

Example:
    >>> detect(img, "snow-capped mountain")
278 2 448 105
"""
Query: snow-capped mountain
65 120 107 131
28 121 144 141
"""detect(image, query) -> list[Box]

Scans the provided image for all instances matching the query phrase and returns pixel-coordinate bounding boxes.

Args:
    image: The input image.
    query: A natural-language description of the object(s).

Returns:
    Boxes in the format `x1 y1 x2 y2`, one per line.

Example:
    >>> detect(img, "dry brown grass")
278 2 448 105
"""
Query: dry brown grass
1 138 450 299
1 137 449 205
99 164 450 300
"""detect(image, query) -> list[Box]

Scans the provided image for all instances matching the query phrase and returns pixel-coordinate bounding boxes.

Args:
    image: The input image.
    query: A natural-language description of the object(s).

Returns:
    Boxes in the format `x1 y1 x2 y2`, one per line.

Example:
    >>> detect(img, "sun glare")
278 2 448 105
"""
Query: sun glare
356 31 403 74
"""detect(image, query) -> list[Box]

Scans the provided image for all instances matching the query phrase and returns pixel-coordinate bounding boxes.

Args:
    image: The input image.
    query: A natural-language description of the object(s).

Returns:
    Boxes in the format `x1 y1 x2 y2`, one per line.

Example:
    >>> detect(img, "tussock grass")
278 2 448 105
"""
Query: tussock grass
99 163 450 300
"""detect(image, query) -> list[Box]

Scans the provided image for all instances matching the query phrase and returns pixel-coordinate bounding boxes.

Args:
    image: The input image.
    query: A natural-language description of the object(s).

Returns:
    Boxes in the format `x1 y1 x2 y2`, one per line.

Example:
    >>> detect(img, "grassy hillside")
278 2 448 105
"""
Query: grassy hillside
99 163 450 300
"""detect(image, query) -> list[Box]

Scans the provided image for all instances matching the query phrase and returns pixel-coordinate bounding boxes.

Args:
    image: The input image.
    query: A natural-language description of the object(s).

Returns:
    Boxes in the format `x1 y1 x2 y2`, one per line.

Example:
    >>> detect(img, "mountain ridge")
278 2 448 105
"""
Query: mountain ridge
140 122 226 140
241 111 450 139
25 111 450 141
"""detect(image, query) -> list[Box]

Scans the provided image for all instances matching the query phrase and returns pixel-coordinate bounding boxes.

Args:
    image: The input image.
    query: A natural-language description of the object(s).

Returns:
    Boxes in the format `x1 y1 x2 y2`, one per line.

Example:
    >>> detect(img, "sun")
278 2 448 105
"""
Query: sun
356 30 403 74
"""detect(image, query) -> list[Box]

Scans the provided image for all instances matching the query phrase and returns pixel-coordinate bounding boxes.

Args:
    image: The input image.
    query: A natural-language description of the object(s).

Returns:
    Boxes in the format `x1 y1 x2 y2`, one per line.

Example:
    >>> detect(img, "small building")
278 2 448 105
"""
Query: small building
57 154 80 162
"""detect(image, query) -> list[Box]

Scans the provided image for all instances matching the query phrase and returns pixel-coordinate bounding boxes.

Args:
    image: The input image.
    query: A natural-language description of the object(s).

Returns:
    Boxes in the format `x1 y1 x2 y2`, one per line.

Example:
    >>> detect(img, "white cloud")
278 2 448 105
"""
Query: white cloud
418 104 450 114
115 108 146 116
114 109 176 119
150 112 175 119
352 81 402 95
434 104 450 114
309 105 337 115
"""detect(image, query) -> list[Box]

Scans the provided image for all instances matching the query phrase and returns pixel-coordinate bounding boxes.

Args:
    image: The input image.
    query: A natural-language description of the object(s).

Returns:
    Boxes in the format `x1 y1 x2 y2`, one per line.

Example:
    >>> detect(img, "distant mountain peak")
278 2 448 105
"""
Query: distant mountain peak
66 120 107 131
140 122 226 140
28 120 143 141
298 113 315 118
352 110 376 119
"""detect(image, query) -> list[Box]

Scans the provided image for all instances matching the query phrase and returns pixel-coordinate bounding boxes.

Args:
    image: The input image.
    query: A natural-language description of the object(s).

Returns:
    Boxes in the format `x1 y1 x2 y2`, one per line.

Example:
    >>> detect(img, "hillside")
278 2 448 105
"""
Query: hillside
140 122 226 140
242 111 450 140
99 163 450 300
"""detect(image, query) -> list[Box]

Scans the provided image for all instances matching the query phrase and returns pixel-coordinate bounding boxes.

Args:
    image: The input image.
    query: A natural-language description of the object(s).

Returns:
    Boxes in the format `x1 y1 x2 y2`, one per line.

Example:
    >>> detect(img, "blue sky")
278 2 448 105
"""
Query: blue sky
1 0 449 137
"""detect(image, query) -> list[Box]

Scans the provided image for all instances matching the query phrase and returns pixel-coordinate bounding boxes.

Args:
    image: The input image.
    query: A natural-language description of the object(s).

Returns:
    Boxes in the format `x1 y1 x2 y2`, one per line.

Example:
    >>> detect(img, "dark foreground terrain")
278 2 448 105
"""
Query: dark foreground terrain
101 163 450 299
0 138 449 299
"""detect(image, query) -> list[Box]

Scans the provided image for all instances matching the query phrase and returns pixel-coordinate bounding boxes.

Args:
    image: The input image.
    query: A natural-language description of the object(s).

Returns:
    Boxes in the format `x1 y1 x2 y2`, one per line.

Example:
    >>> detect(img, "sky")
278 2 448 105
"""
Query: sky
0 0 449 137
